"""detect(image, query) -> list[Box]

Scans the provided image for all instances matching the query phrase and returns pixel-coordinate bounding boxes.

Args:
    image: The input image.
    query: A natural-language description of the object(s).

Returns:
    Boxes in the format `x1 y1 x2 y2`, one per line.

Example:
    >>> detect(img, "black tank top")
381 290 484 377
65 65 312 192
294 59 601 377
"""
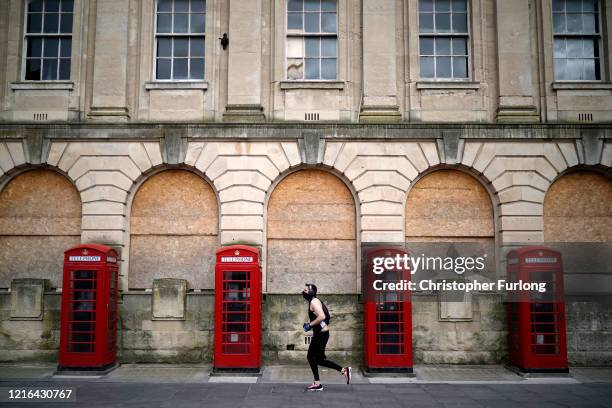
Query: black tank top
308 299 330 334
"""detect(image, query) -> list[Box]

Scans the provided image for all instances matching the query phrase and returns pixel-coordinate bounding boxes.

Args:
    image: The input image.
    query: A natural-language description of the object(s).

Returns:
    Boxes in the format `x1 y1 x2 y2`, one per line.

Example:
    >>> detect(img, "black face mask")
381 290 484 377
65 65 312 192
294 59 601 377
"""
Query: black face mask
302 291 314 302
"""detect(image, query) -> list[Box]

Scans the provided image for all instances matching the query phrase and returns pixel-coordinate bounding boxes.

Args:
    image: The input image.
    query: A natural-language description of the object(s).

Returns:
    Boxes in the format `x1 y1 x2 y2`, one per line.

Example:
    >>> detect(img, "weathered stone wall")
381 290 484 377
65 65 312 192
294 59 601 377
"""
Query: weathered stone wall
267 170 357 293
0 170 81 288
129 170 218 289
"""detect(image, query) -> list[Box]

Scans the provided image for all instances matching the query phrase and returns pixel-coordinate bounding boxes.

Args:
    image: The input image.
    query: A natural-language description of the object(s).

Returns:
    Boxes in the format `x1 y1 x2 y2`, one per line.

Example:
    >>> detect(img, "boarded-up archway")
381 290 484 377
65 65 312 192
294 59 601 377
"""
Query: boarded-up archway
0 170 81 288
129 170 218 289
405 169 498 363
544 171 612 242
267 169 357 293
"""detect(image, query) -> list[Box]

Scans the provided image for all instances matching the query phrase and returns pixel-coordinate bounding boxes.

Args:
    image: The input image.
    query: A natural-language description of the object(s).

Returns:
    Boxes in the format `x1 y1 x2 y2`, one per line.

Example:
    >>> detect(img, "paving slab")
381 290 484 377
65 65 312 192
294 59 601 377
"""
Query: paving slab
260 365 367 384
414 365 523 382
0 364 55 379
101 364 210 383
571 368 612 383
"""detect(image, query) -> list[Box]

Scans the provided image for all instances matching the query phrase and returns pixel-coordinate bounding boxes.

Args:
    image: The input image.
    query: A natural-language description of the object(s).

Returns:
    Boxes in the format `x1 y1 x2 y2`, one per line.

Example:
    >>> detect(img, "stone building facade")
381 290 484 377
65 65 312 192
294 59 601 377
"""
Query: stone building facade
0 0 611 366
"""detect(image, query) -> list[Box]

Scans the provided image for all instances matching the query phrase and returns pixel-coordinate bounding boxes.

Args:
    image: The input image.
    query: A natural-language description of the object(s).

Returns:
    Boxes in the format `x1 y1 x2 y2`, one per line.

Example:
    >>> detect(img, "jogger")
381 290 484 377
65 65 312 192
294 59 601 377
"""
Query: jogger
302 283 351 391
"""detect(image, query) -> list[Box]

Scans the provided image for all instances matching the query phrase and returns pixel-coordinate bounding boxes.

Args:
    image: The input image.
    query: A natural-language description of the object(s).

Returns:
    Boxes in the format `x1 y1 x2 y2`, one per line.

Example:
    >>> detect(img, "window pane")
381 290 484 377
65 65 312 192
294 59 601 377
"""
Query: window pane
582 13 596 33
304 0 320 11
321 37 336 57
60 38 71 57
288 12 303 30
29 0 43 12
173 58 188 79
436 0 451 12
321 58 336 79
44 12 59 33
42 58 58 80
25 59 41 80
453 56 467 78
60 13 73 33
436 56 452 77
452 37 467 55
27 13 42 33
27 38 43 58
191 0 206 12
321 12 336 32
61 0 74 12
287 37 303 58
583 0 596 12
288 0 303 12
190 57 204 79
44 38 59 58
175 0 189 12
419 13 434 33
435 13 451 32
566 0 581 12
420 37 434 55
305 12 319 32
554 58 567 80
46 0 60 12
190 37 205 56
420 56 435 78
287 58 303 79
305 58 319 79
321 0 336 12
156 58 171 79
59 58 70 79
174 38 189 57
158 0 172 12
552 0 564 12
452 0 467 12
174 13 189 33
191 13 205 33
553 13 565 33
566 58 582 79
553 38 565 58
157 38 172 57
452 12 467 33
435 37 451 55
157 14 172 33
419 0 434 12
305 37 319 57
567 39 582 57
583 58 596 80
566 13 583 32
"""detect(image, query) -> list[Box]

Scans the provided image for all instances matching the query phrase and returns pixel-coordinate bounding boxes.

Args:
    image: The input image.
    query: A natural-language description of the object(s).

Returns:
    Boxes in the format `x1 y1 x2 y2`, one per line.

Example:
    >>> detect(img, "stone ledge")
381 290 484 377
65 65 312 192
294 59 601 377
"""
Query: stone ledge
279 81 345 90
416 81 480 90
552 82 612 90
145 81 209 90
11 81 74 91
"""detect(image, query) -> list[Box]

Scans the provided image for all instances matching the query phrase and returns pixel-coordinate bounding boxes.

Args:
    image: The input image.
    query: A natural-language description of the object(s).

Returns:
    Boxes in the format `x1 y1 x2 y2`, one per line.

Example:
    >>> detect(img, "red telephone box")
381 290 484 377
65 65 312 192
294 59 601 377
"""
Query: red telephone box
363 247 412 372
214 245 261 371
58 244 118 370
506 246 568 372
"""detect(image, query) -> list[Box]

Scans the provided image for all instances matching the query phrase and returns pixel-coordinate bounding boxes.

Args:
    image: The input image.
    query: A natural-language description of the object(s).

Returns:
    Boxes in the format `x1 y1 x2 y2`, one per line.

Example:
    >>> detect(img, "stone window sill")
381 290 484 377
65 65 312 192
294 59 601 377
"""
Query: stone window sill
11 81 74 91
145 81 209 90
552 81 612 90
416 81 480 90
280 80 345 90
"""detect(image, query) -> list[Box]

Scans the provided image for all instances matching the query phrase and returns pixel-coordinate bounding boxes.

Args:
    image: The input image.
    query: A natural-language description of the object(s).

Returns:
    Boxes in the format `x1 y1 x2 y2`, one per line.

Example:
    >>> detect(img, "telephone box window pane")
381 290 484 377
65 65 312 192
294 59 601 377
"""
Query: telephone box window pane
225 271 248 281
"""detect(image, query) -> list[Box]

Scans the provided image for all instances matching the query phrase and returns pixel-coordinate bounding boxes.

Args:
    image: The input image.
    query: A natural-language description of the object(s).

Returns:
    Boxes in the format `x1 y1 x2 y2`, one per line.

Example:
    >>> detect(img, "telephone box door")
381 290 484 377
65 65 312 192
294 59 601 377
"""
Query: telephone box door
506 246 568 372
214 245 261 370
364 247 412 371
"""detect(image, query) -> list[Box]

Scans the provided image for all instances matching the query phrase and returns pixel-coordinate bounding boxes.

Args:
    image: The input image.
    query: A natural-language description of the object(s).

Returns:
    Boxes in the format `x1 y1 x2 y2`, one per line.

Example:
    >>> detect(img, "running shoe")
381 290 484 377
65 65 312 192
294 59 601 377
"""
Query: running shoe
342 367 352 384
306 383 324 391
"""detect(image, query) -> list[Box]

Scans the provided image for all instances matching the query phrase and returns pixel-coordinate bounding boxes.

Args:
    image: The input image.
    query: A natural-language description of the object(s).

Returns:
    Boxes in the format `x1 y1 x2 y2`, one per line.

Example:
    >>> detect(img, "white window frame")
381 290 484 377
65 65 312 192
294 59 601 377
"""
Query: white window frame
22 0 74 81
417 0 471 81
153 0 206 82
285 0 339 81
552 0 605 81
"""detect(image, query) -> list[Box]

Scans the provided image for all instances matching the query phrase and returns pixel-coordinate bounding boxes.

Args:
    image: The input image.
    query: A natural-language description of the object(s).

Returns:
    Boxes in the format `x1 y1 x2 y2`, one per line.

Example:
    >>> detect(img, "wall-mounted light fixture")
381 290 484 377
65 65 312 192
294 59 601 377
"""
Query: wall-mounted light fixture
219 33 229 50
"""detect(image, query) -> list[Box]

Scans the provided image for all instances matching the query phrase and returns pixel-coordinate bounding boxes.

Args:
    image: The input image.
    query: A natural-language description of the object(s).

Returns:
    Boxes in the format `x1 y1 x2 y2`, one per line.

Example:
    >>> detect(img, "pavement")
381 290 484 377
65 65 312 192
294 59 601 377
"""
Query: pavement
0 364 611 407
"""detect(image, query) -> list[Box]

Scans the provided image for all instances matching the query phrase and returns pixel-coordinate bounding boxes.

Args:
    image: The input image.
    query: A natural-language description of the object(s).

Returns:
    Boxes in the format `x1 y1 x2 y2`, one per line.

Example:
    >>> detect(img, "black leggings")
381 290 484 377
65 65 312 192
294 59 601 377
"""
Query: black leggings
307 331 343 381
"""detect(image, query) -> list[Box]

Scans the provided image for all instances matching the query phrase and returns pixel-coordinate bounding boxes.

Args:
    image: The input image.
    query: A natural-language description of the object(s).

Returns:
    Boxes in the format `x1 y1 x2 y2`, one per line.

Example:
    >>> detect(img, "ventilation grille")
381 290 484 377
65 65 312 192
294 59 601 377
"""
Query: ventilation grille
305 112 320 121
578 113 593 122
33 113 48 121
304 335 312 345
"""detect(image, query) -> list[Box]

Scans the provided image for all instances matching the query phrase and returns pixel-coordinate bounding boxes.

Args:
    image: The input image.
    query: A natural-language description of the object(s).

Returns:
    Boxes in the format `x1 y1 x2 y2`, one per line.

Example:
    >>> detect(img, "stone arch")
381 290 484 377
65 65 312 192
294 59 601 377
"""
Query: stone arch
0 169 81 288
128 169 219 289
544 170 612 243
266 168 358 293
